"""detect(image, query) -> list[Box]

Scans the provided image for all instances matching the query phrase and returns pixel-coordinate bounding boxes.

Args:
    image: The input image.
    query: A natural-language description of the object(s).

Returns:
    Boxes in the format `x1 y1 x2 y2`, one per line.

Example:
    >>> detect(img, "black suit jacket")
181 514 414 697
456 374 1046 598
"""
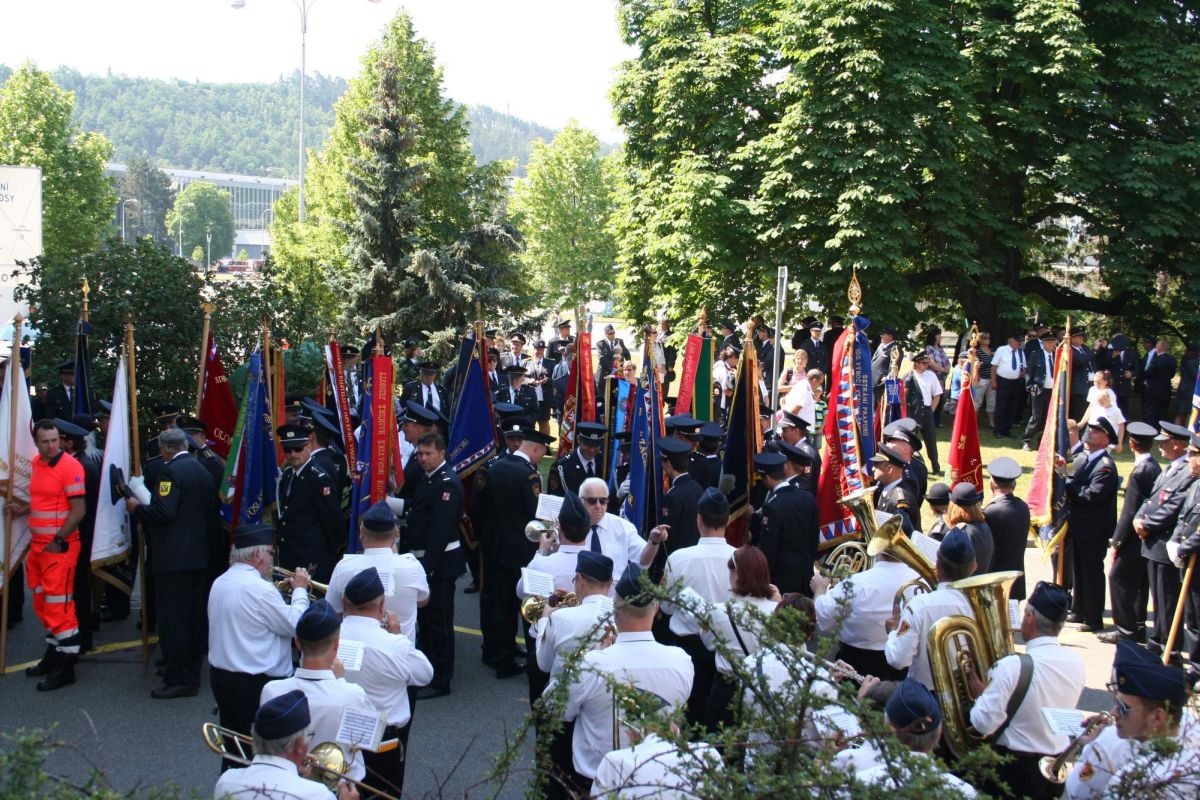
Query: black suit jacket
1136 459 1196 563
43 384 74 421
1065 450 1119 542
136 452 216 574
1025 346 1054 393
596 337 630 376
799 339 827 376
477 453 541 569
1174 480 1200 559
1114 455 1160 551
984 493 1032 599
1069 345 1094 396
872 341 897 386
400 379 448 415
1143 351 1177 401
494 384 539 417
757 482 819 595
277 458 343 580
547 450 598 497
660 473 703 553
400 462 465 578
1110 350 1139 398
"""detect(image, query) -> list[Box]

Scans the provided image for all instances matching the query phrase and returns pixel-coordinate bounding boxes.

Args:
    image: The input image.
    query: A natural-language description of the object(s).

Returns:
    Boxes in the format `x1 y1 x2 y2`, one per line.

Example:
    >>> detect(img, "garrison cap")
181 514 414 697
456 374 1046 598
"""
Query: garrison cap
518 425 555 446
870 444 908 468
96 399 112 417
510 332 527 344
753 451 787 473
403 401 440 426
664 414 701 433
344 567 385 605
699 422 725 440
232 523 274 549
986 457 1022 483
886 678 942 734
361 501 397 533
493 402 525 419
778 440 814 466
1087 416 1117 442
1126 421 1158 442
576 551 614 583
779 410 808 430
1039 331 1059 341
615 562 652 606
697 487 730 517
284 394 305 412
657 437 692 456
1113 639 1189 707
175 414 207 433
938 528 976 567
505 364 527 376
253 690 311 740
295 599 341 641
57 360 74 373
53 418 88 438
71 412 99 432
1027 580 1071 624
153 402 182 420
341 345 359 357
555 320 571 329
558 491 589 533
417 361 439 374
311 411 342 443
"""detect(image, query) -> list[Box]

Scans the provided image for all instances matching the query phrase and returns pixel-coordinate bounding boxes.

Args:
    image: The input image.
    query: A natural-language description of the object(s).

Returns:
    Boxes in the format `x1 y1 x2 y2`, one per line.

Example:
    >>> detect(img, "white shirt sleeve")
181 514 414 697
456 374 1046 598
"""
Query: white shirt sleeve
256 585 310 638
536 617 557 674
813 582 848 633
968 655 1019 737
884 604 919 670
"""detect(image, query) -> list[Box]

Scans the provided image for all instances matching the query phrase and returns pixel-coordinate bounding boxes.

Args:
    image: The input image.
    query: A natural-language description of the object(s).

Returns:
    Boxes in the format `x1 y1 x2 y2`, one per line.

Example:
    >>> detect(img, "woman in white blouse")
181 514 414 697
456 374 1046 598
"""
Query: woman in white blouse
1085 370 1125 453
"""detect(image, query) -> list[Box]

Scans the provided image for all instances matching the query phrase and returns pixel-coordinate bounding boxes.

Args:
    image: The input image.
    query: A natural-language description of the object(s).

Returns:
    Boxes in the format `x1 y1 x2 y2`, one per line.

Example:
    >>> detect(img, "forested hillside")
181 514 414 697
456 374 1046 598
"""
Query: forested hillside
0 64 560 177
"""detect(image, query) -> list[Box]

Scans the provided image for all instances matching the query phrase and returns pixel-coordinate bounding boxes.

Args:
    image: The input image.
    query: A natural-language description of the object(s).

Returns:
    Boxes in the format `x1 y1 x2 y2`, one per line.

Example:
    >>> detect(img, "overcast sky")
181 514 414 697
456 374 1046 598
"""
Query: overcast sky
0 0 635 141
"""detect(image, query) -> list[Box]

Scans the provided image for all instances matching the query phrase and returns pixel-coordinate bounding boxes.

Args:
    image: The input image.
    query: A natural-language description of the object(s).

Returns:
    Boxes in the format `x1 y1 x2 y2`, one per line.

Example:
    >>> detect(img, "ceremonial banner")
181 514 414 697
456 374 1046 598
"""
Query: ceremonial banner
1029 336 1072 560
878 372 906 436
558 317 596 457
324 340 357 470
948 357 982 489
693 334 713 421
815 317 875 549
199 334 237 460
621 348 665 534
721 331 763 545
1190 368 1200 431
269 346 286 465
73 319 93 416
675 334 704 416
235 350 278 525
447 335 496 477
368 354 395 503
92 356 132 572
348 339 391 554
0 349 36 590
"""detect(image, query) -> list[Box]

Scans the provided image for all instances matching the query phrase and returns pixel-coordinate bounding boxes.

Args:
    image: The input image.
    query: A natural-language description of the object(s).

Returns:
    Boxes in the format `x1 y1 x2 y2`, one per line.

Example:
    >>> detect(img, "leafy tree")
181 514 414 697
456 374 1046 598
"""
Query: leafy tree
119 155 175 246
166 182 234 266
511 122 619 308
190 245 204 264
267 187 343 337
0 62 115 265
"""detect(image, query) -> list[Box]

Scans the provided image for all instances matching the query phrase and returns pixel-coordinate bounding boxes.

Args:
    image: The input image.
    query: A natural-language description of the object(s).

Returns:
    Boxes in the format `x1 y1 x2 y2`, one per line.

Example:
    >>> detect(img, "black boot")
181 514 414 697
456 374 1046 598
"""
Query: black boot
36 653 77 692
24 645 57 677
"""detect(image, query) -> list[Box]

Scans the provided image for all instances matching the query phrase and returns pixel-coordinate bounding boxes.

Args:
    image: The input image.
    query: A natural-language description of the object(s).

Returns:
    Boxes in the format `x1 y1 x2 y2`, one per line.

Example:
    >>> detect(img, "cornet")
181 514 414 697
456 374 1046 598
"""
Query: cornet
272 567 328 601
1039 713 1113 783
525 519 559 549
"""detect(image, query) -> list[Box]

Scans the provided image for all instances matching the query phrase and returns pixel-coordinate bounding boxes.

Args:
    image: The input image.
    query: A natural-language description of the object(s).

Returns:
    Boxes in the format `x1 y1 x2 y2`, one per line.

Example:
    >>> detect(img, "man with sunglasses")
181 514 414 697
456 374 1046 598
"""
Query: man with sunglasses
1066 639 1196 799
276 423 342 584
579 477 665 588
966 582 1086 800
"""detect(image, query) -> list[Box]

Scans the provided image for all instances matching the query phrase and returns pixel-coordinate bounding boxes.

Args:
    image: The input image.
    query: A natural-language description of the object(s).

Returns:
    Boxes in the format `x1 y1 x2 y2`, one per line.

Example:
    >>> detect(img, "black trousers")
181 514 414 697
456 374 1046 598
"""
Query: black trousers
1185 566 1200 663
363 721 410 798
155 568 207 687
7 562 24 623
706 672 740 733
481 561 521 665
1115 393 1133 433
525 625 550 706
209 667 273 772
994 377 1023 435
987 744 1058 800
676 634 717 729
1070 537 1108 627
1109 546 1149 640
915 406 940 472
1148 559 1183 656
1143 395 1171 425
74 526 94 649
542 718 582 800
1024 390 1052 447
418 572 457 690
836 642 907 681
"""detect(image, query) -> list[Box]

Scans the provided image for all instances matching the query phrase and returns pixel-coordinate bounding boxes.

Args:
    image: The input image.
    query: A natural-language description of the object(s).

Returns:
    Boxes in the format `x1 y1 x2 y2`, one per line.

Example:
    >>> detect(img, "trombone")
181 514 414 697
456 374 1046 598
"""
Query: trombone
201 722 400 800
272 566 329 601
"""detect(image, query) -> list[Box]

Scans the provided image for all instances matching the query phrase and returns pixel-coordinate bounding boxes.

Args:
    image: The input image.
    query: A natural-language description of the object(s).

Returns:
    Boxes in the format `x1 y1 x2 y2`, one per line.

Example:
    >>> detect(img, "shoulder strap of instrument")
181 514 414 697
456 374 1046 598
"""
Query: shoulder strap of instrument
987 653 1034 744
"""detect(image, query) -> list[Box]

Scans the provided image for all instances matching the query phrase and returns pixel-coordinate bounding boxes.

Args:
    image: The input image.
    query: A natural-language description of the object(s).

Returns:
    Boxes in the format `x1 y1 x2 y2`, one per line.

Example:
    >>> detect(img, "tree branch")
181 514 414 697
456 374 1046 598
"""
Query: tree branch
1017 274 1134 314
1027 201 1102 227
902 269 950 291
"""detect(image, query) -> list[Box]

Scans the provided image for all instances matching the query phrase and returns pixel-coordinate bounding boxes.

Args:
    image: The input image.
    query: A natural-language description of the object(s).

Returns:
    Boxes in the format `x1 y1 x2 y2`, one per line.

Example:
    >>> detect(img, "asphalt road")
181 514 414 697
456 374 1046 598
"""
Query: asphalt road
0 542 1125 798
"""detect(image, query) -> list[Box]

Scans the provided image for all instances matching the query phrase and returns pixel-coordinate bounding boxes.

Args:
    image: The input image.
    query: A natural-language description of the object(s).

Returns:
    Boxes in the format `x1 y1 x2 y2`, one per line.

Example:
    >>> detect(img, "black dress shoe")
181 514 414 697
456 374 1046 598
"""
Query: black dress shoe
151 684 199 699
1078 623 1102 633
515 644 528 657
25 645 57 677
1095 630 1122 644
416 685 451 700
36 657 76 692
1066 612 1082 624
463 583 480 595
494 661 524 679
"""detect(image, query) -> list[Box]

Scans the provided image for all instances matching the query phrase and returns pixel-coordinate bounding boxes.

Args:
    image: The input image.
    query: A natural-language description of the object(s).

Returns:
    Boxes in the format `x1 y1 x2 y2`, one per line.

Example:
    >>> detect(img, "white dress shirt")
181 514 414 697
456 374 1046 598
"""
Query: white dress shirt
815 560 918 651
563 631 694 778
855 753 977 798
260 668 375 780
1066 726 1131 800
208 562 309 677
969 636 1086 755
326 549 429 642
584 513 648 590
884 582 974 690
699 595 778 674
660 537 735 637
742 644 840 762
912 369 944 408
591 733 721 799
991 344 1026 381
213 754 334 800
338 615 434 727
1104 714 1200 798
534 594 614 677
519 544 586 596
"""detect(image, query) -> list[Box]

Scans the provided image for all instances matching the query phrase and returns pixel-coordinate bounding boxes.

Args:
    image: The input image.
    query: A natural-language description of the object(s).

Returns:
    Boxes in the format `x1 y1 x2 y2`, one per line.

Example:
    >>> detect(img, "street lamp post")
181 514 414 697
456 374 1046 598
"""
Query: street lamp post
206 226 213 273
231 0 382 223
120 198 140 242
178 201 196 258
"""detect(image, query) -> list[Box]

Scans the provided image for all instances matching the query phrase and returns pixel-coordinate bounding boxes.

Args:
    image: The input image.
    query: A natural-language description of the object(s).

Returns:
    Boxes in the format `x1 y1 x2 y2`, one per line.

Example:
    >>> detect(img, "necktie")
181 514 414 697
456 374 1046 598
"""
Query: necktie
590 525 601 553
424 386 431 408
586 460 595 478
510 388 516 403
1010 349 1017 371
66 387 72 403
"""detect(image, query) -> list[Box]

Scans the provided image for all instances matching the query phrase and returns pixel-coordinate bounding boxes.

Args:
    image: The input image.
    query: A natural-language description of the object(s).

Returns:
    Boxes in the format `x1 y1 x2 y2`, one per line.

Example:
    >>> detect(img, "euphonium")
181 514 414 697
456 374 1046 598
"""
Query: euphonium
927 569 1023 757
520 588 579 624
1039 713 1113 783
816 540 871 584
272 567 329 600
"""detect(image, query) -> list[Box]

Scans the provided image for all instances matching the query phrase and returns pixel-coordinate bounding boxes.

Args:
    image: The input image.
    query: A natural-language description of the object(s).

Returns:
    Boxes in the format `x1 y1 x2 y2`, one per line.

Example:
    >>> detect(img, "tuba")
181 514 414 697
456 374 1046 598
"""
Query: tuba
927 569 1023 757
839 485 937 606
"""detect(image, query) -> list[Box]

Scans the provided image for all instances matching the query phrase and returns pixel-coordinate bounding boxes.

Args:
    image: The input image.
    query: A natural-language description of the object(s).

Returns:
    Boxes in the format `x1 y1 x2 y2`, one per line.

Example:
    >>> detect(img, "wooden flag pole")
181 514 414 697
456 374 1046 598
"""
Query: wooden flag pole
1163 554 1196 665
194 303 215 416
124 317 149 665
1055 317 1072 586
0 315 25 674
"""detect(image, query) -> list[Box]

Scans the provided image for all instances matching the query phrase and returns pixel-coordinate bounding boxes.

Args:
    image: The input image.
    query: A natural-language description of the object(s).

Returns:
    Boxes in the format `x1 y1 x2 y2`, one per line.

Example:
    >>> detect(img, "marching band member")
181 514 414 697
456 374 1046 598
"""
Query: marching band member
213 690 358 800
208 524 311 771
535 550 615 680
519 491 592 595
811 547 917 681
260 600 376 783
338 567 434 798
562 563 694 792
884 529 976 689
967 581 1085 800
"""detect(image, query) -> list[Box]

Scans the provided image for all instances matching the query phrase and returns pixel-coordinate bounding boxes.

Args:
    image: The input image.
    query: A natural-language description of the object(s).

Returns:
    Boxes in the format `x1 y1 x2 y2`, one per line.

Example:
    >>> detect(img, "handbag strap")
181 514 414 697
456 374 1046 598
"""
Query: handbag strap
728 612 752 657
987 653 1034 744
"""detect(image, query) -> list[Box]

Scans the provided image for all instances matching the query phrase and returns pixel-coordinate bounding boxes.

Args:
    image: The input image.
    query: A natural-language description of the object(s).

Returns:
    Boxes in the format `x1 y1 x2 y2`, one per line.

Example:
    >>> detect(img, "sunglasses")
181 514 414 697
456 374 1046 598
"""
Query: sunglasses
583 496 608 505
282 445 305 453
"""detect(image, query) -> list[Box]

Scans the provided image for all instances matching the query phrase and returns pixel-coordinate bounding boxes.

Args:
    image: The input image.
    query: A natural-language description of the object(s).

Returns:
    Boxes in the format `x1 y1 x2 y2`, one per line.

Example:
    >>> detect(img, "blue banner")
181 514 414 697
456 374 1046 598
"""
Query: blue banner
236 350 277 524
448 336 497 477
851 317 875 466
73 320 93 415
622 374 651 533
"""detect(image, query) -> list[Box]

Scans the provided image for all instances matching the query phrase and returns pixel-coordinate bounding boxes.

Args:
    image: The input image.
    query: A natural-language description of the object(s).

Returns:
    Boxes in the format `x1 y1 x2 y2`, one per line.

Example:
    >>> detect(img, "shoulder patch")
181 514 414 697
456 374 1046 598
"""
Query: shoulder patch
158 481 172 496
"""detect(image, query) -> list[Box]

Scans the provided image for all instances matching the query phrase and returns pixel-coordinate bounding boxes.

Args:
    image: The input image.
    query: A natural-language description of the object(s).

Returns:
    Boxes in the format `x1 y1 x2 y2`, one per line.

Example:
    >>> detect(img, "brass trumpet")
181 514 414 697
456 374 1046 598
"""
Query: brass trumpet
520 588 579 624
1039 712 1113 783
201 722 400 800
525 519 559 545
272 567 328 600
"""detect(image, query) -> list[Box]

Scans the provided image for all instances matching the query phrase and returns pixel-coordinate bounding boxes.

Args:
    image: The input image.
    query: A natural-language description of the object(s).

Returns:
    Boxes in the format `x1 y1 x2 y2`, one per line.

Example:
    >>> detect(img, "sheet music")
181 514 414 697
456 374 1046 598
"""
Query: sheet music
335 706 384 751
1042 707 1088 737
378 570 395 597
521 568 556 598
595 595 614 616
535 493 563 521
814 708 862 738
910 531 940 565
336 639 365 672
1008 599 1021 630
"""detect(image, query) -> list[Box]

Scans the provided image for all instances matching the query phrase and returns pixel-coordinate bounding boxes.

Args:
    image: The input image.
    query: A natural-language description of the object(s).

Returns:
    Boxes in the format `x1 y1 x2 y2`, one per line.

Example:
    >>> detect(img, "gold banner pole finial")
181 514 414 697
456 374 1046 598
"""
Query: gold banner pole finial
847 268 863 317
81 277 90 323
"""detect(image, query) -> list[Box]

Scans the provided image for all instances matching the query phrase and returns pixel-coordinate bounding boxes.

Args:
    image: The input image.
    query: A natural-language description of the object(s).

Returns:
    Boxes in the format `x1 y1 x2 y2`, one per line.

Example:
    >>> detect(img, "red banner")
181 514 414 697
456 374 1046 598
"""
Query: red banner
324 341 358 471
816 327 866 549
271 348 286 464
198 334 237 460
949 361 983 489
675 333 704 416
578 326 594 423
369 355 394 503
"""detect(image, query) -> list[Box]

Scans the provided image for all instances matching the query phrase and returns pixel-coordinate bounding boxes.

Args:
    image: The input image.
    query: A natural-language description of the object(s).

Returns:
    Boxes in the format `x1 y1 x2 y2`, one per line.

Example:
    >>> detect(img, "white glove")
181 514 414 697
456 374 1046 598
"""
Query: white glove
617 477 631 500
1167 540 1183 569
127 475 151 505
385 496 405 515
